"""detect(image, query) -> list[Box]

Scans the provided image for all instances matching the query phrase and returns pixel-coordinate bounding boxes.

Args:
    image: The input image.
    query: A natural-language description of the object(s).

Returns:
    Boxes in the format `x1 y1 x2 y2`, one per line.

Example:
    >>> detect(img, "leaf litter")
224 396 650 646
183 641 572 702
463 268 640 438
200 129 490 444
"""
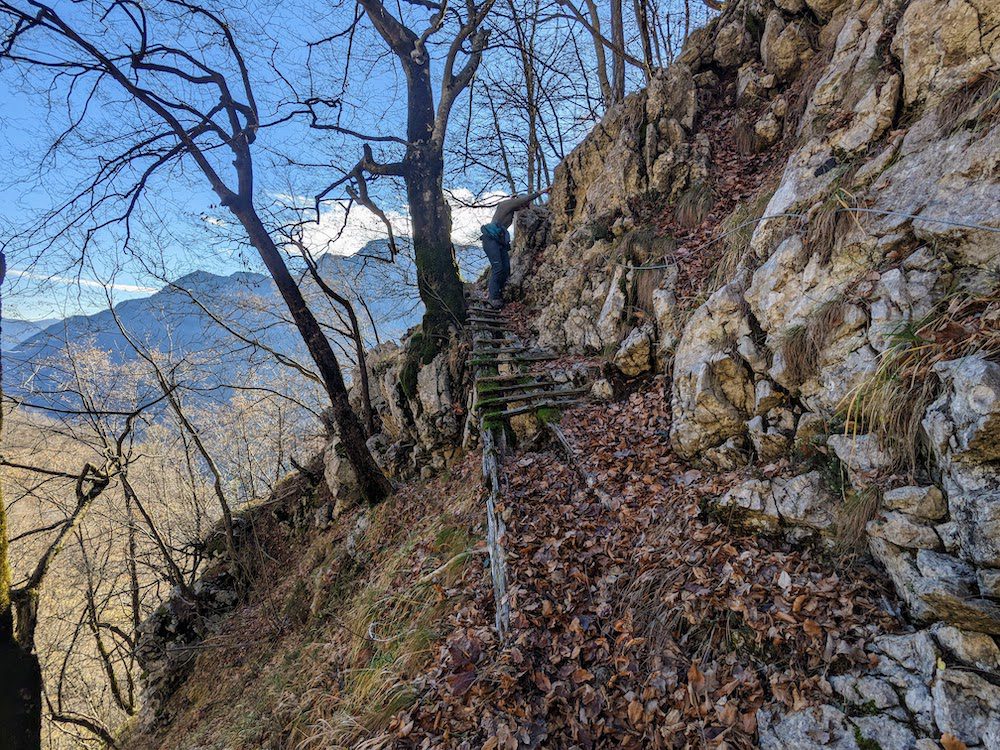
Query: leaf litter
382 376 899 749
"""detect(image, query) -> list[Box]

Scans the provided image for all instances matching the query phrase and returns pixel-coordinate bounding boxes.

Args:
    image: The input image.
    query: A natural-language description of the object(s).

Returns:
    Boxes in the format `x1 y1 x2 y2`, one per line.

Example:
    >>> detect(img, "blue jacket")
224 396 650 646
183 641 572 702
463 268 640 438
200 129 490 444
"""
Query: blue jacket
481 222 511 250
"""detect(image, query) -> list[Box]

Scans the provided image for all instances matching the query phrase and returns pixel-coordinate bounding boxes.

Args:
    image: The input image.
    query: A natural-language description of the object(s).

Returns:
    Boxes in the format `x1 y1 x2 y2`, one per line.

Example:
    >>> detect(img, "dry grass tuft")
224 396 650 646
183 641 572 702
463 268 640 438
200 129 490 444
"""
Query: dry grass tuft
938 71 1000 135
631 267 669 319
779 296 848 388
840 291 1000 476
614 228 676 320
675 180 715 228
732 112 759 156
619 226 677 261
834 487 880 551
805 187 860 265
707 188 777 292
289 512 475 749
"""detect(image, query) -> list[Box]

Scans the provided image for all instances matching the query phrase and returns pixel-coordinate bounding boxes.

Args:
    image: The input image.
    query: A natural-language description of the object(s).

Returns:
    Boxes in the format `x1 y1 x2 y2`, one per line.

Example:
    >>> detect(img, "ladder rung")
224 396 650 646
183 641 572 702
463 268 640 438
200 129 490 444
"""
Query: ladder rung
476 387 589 410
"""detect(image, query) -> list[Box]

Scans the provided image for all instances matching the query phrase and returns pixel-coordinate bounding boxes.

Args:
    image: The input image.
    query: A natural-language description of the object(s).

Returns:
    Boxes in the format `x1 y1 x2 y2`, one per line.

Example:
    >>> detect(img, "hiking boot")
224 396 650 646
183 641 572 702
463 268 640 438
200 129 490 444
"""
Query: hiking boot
488 299 504 310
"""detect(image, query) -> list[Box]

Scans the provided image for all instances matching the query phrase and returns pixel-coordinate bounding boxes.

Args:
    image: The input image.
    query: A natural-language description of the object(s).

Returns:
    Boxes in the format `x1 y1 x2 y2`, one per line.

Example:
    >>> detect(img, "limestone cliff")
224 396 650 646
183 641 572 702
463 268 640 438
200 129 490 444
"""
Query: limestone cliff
512 0 1000 744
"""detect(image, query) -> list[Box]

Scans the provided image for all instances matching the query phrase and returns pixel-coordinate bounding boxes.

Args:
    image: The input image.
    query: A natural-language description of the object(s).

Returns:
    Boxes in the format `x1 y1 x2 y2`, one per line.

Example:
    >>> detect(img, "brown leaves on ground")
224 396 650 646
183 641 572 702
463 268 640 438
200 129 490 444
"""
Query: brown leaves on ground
388 377 899 749
653 76 794 307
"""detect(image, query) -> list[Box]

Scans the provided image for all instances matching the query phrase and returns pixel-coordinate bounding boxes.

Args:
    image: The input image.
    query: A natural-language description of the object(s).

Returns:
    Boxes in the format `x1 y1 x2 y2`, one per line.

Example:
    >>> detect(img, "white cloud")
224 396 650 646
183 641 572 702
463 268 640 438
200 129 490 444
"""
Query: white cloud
298 188 507 256
7 268 159 294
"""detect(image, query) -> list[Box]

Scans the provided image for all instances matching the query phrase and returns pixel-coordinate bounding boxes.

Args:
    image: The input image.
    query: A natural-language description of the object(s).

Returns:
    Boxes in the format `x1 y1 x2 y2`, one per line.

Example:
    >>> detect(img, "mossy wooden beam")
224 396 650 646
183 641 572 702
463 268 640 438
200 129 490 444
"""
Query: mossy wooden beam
470 354 557 367
481 397 584 419
477 380 563 395
475 387 589 410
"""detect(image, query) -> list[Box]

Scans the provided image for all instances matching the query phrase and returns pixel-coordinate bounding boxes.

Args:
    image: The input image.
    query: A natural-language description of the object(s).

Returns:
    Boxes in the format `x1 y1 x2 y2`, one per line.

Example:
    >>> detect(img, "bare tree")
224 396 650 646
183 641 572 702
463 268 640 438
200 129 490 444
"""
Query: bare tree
0 252 44 750
0 0 391 506
308 0 496 348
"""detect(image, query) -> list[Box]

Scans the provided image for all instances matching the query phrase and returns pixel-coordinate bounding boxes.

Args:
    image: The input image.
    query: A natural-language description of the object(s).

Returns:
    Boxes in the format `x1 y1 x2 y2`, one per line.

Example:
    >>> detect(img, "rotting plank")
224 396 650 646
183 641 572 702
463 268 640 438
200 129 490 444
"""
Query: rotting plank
476 373 549 384
547 422 613 507
476 380 566 395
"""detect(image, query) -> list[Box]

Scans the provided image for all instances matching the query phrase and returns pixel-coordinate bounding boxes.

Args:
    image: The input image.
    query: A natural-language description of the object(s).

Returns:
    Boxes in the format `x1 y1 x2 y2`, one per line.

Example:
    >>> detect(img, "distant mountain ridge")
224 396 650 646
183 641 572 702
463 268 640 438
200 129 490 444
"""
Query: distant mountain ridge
2 317 58 351
3 241 456 411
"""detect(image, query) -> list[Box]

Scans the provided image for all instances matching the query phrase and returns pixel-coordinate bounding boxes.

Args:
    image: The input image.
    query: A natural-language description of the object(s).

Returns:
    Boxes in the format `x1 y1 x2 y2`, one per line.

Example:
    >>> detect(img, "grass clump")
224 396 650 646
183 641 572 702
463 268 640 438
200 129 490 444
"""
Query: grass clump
291 508 476 749
804 186 861 265
779 296 848 388
840 291 1000 477
707 188 776 292
732 111 759 156
938 70 1000 135
853 725 883 750
834 487 881 551
535 406 563 424
675 179 715 228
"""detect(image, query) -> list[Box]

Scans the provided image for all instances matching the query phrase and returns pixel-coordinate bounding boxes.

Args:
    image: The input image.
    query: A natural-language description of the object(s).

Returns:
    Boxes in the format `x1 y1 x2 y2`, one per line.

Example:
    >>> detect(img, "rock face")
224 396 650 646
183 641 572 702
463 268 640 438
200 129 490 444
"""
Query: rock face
519 62 708 355
518 0 1000 745
135 570 239 729
762 627 1000 748
718 471 836 530
346 331 469 481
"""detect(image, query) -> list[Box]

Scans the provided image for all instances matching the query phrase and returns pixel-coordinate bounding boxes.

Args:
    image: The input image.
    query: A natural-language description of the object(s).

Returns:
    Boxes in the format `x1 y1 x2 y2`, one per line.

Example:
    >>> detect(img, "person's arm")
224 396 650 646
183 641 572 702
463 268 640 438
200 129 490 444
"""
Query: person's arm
512 187 549 210
492 187 550 227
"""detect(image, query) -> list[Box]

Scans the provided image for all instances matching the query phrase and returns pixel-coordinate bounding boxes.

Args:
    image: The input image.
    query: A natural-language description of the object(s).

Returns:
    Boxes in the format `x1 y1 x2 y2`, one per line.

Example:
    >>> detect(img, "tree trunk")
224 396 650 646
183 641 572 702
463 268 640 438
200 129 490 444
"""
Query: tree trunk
582 0 615 105
235 208 392 504
0 251 43 750
405 145 465 339
404 62 466 342
610 0 626 102
0 627 42 750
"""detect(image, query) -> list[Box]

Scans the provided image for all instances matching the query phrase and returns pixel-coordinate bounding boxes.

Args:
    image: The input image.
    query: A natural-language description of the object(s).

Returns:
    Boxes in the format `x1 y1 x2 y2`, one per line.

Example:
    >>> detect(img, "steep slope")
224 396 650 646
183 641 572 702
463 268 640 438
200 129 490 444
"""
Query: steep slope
123 0 1000 748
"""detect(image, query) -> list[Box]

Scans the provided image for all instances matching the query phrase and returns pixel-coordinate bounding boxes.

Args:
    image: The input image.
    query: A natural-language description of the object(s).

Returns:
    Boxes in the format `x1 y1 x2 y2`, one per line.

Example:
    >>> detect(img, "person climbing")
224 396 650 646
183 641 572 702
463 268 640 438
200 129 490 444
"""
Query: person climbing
481 188 550 309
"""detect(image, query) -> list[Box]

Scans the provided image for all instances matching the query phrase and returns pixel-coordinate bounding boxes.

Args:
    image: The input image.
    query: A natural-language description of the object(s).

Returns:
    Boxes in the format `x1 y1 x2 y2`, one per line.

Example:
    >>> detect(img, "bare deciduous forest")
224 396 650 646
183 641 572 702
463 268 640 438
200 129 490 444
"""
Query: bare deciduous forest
3 0 998 748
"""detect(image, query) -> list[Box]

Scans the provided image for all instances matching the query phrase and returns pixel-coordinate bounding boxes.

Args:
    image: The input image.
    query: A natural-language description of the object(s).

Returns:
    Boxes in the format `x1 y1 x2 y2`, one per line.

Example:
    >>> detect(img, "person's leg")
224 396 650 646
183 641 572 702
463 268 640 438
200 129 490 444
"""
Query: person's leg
498 243 511 298
483 238 504 302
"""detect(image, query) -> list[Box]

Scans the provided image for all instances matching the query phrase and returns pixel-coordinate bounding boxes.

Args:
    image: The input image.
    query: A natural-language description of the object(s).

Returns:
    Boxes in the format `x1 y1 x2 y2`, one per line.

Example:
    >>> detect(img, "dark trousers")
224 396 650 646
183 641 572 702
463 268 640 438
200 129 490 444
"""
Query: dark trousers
484 237 510 301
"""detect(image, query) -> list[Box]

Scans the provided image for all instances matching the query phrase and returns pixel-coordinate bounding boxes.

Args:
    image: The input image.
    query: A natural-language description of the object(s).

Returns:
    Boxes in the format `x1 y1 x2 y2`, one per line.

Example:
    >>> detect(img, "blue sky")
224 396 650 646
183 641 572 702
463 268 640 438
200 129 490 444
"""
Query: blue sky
0 0 711 321
0 0 514 320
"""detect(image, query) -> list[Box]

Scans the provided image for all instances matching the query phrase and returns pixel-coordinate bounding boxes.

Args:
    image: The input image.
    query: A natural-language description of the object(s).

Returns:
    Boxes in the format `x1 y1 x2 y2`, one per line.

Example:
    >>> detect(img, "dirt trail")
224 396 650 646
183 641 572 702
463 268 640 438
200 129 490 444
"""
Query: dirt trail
395 377 899 749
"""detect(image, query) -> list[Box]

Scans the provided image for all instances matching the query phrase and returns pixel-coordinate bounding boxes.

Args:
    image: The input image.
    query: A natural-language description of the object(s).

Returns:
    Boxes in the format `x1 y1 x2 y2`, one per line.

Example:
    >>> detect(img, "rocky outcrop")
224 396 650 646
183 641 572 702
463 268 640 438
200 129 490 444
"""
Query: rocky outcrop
347 332 470 481
135 460 327 730
518 61 708 355
761 627 1000 748
670 279 757 465
666 0 999 463
717 471 836 530
519 0 1000 744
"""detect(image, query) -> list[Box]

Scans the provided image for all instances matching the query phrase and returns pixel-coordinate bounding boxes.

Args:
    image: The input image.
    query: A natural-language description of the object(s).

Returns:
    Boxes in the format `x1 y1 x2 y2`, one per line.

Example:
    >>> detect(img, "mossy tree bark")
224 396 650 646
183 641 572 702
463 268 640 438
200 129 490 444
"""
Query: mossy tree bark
405 141 466 345
354 0 496 347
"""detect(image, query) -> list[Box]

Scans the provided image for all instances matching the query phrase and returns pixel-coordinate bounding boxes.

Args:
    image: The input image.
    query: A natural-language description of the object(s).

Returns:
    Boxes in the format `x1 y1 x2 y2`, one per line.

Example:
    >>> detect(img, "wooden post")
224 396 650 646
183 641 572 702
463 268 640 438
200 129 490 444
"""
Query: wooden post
481 427 510 636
